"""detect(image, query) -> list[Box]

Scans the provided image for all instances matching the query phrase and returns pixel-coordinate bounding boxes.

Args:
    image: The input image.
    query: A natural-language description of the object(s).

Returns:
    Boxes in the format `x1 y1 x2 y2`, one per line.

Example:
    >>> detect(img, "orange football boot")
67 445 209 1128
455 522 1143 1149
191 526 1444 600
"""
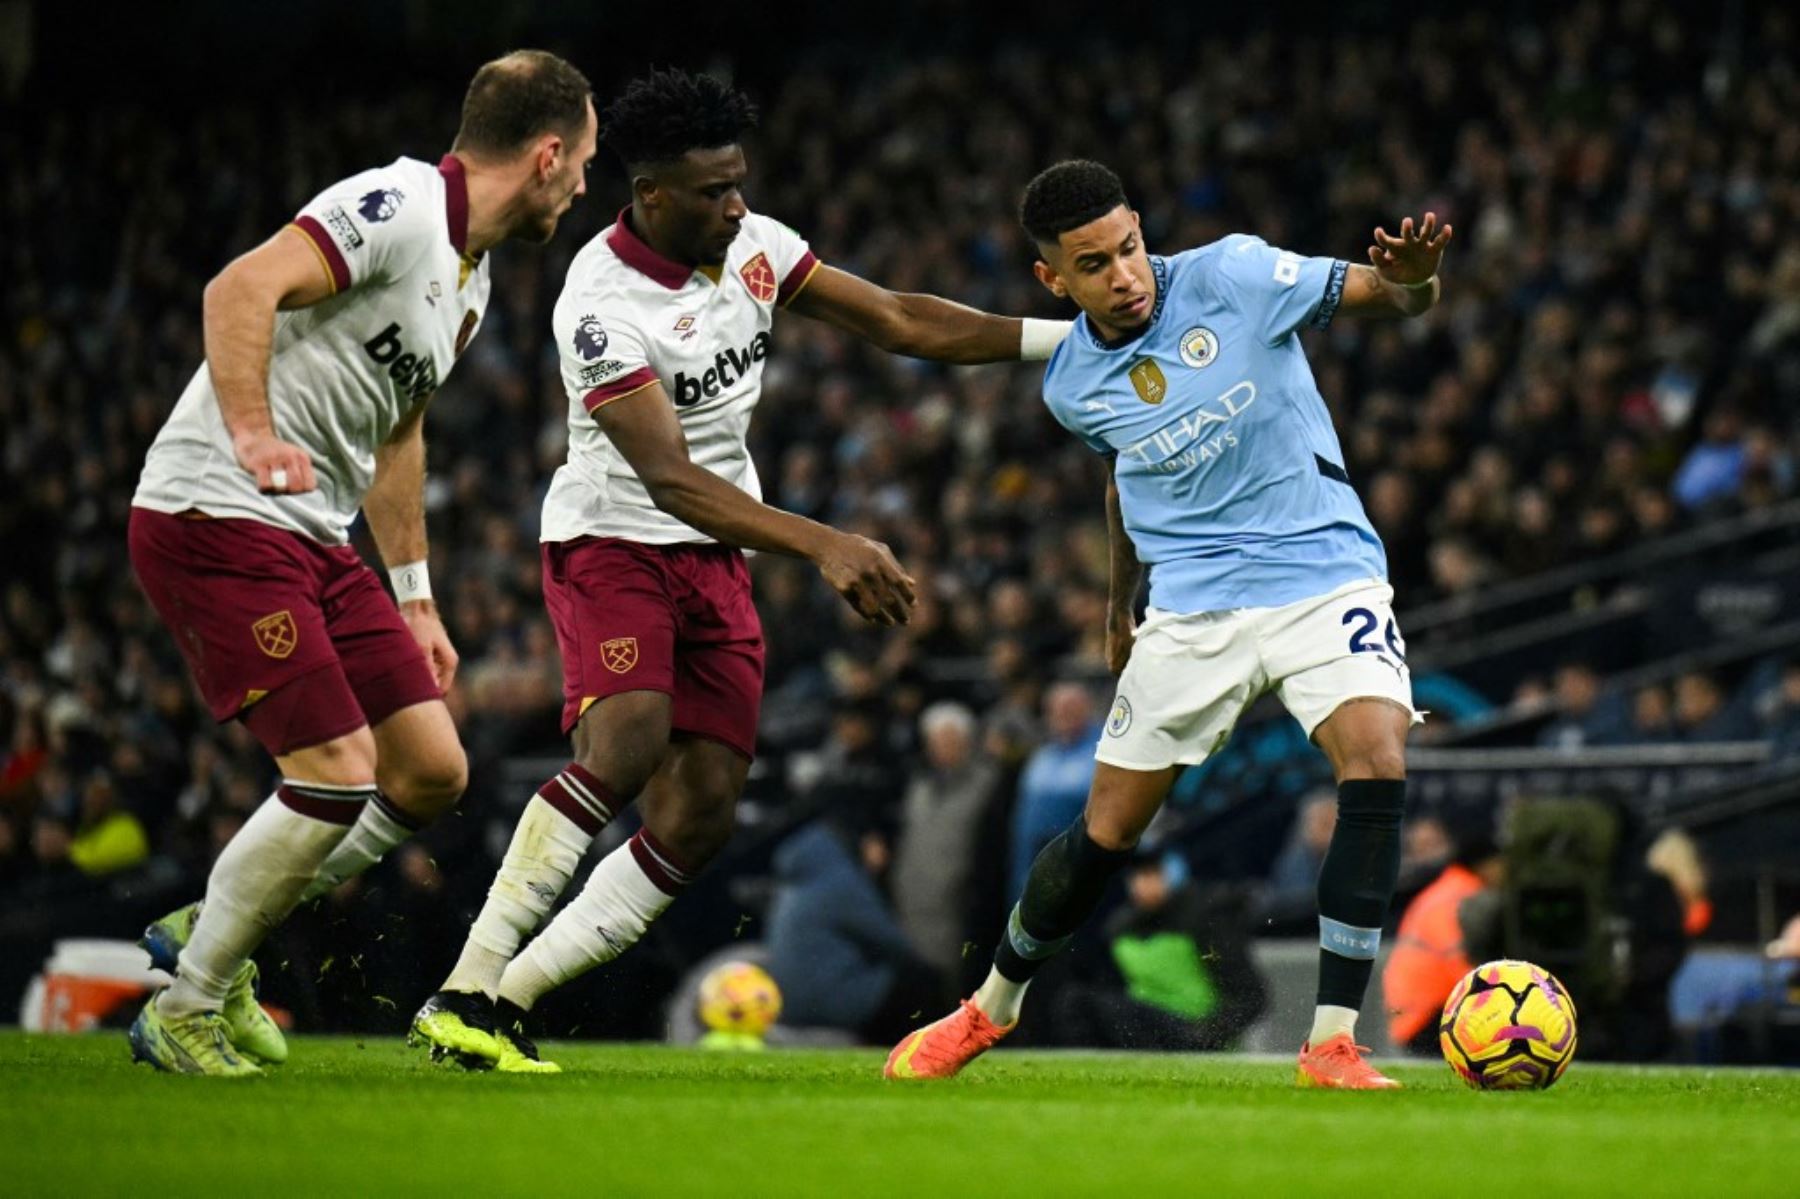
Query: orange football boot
1295 1033 1403 1089
884 999 1015 1080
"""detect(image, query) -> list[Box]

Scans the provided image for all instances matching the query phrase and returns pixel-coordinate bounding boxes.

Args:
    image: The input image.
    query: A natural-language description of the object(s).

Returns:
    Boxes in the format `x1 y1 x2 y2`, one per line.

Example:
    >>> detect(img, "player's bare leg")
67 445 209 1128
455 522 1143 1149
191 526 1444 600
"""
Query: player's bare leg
301 700 467 900
887 763 1178 1080
134 723 379 1075
1295 697 1410 1089
483 735 744 1071
415 690 673 1066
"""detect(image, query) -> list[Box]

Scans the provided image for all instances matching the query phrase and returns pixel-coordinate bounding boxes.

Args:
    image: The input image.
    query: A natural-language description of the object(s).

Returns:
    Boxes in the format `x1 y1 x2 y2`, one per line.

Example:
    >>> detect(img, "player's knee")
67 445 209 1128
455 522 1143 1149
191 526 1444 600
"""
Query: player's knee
1338 742 1406 782
1082 811 1143 853
577 742 664 801
382 746 468 820
279 727 378 787
662 807 735 868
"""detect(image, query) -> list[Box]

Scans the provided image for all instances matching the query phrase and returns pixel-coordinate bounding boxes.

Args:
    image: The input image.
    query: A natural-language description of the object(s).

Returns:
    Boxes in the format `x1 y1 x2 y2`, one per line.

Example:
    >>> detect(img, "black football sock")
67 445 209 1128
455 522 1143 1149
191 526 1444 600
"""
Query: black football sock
1315 778 1407 1010
993 817 1132 983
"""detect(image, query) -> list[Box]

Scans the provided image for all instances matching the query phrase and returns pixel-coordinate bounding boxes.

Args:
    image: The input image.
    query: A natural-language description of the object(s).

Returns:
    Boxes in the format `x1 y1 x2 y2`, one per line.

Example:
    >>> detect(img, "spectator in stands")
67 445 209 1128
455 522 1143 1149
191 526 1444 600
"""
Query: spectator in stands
765 817 944 1044
1383 814 1504 1052
18 800 88 906
1672 670 1757 742
1646 829 1713 937
1008 682 1100 900
1537 662 1631 749
1259 789 1337 926
1670 916 1800 1061
1672 408 1750 512
1626 684 1676 742
1391 811 1455 911
1056 846 1268 1051
0 706 48 813
67 769 148 876
799 698 904 820
892 702 1002 987
1761 660 1800 756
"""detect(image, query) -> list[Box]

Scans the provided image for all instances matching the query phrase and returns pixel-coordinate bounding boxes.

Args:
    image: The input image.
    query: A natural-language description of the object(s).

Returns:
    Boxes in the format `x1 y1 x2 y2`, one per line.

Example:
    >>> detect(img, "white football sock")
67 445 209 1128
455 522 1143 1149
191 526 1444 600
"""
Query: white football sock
441 778 609 997
1308 1004 1360 1045
973 967 1030 1026
299 792 420 903
496 829 690 1011
157 782 366 1018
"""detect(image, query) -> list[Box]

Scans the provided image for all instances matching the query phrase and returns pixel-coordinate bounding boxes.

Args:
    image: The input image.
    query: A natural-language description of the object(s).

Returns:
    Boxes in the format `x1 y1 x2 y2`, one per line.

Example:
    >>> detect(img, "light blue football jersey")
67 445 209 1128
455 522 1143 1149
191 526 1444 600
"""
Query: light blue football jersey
1041 235 1387 613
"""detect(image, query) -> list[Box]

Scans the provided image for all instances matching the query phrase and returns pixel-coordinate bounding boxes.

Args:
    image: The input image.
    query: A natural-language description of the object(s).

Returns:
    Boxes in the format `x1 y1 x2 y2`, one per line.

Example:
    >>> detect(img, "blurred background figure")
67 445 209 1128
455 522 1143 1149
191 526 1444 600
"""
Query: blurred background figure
1537 663 1629 750
1382 810 1504 1053
1054 841 1268 1052
1647 829 1713 938
764 816 945 1045
1008 683 1100 901
1258 789 1337 929
892 702 1003 993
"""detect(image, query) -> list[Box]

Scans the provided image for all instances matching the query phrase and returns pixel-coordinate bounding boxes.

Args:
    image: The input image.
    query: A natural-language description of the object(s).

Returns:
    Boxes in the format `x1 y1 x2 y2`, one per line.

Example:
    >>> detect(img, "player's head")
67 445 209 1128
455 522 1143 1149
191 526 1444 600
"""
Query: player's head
603 68 759 266
1020 160 1154 338
453 50 598 244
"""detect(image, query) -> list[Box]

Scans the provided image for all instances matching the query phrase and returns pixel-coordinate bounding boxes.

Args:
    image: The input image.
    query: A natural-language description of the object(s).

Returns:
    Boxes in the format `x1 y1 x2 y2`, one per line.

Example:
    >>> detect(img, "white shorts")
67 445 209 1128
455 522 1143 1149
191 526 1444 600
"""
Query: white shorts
1096 578 1423 772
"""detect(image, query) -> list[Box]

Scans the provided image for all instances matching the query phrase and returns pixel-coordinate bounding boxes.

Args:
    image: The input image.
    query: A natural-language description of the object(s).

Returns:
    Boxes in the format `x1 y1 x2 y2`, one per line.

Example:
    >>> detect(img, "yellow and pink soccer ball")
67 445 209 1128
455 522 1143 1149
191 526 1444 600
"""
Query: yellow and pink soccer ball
697 961 782 1040
1440 959 1578 1090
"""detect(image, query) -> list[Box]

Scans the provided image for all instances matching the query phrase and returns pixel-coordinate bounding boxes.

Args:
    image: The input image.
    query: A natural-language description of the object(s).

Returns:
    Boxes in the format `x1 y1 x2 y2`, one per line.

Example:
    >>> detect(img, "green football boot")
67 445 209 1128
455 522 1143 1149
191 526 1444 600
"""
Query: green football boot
141 901 288 1066
493 998 561 1075
127 999 262 1077
409 990 501 1068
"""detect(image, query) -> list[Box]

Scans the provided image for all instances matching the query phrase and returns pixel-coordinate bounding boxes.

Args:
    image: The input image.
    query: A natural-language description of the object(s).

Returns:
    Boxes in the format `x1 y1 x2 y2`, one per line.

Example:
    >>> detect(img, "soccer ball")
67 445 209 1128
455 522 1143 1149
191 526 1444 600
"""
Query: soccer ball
697 961 782 1039
1439 959 1577 1090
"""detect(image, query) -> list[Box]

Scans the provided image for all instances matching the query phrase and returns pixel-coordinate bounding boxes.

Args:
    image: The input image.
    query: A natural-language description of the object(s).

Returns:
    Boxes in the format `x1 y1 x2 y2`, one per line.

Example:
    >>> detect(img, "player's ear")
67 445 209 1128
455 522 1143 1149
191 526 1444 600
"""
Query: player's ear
536 136 563 183
1032 258 1067 300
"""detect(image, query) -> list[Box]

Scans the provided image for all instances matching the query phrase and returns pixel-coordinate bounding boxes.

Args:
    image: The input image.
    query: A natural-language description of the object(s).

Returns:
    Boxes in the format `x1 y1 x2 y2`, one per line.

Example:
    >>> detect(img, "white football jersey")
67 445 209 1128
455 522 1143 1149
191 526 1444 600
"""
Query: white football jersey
134 155 492 545
541 209 818 545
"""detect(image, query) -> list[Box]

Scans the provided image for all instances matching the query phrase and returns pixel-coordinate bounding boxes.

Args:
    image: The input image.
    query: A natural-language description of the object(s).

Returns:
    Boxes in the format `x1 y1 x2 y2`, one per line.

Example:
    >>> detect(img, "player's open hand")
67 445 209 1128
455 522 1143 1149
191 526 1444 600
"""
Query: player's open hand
1105 610 1136 675
817 532 916 627
234 430 319 495
400 601 459 691
1369 212 1452 286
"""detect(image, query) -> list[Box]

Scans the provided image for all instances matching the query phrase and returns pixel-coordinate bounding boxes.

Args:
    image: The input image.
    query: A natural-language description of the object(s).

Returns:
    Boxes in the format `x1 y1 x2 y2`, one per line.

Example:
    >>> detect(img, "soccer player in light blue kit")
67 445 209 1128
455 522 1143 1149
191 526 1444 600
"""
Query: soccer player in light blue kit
888 160 1452 1087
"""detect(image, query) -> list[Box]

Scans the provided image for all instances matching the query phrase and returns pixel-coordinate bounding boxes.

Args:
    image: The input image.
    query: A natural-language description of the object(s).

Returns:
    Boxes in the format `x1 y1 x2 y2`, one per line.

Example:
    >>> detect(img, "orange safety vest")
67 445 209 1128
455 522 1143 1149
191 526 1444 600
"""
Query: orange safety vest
1382 863 1484 1046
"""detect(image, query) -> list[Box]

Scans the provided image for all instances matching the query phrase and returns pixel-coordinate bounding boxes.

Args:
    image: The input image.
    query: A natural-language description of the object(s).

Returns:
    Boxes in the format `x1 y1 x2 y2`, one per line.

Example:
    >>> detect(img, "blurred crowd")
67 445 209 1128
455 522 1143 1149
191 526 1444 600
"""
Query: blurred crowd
2 4 1799 1045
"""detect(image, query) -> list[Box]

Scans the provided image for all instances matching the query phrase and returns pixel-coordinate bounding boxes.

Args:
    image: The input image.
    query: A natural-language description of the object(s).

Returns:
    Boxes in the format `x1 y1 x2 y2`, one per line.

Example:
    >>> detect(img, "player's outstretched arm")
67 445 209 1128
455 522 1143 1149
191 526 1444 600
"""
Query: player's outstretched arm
785 264 1069 364
202 226 339 494
366 404 458 690
1104 457 1143 675
595 384 916 626
1335 212 1453 320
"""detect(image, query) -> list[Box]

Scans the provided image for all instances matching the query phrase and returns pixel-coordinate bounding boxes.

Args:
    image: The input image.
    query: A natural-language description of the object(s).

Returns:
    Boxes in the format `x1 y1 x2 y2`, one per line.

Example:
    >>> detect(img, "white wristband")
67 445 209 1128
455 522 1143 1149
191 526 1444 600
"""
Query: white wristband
1398 276 1437 292
1020 318 1073 361
389 561 432 605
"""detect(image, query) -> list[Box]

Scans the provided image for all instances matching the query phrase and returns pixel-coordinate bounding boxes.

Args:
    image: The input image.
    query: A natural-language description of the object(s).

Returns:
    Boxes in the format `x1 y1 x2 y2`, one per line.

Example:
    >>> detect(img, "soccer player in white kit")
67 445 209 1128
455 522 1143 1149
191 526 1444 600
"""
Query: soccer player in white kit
411 69 1072 1071
126 51 599 1075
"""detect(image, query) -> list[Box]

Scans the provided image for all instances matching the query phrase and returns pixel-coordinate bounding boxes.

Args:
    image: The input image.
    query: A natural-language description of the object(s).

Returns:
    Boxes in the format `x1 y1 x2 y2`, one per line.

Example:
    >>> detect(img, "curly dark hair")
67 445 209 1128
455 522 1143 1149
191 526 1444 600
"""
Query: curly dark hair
601 68 759 169
1019 159 1129 247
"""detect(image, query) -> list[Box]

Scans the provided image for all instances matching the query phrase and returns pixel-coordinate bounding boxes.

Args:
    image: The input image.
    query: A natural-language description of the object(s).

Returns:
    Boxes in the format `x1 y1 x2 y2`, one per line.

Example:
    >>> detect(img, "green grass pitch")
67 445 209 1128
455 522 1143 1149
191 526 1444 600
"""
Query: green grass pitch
4 1031 1796 1197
